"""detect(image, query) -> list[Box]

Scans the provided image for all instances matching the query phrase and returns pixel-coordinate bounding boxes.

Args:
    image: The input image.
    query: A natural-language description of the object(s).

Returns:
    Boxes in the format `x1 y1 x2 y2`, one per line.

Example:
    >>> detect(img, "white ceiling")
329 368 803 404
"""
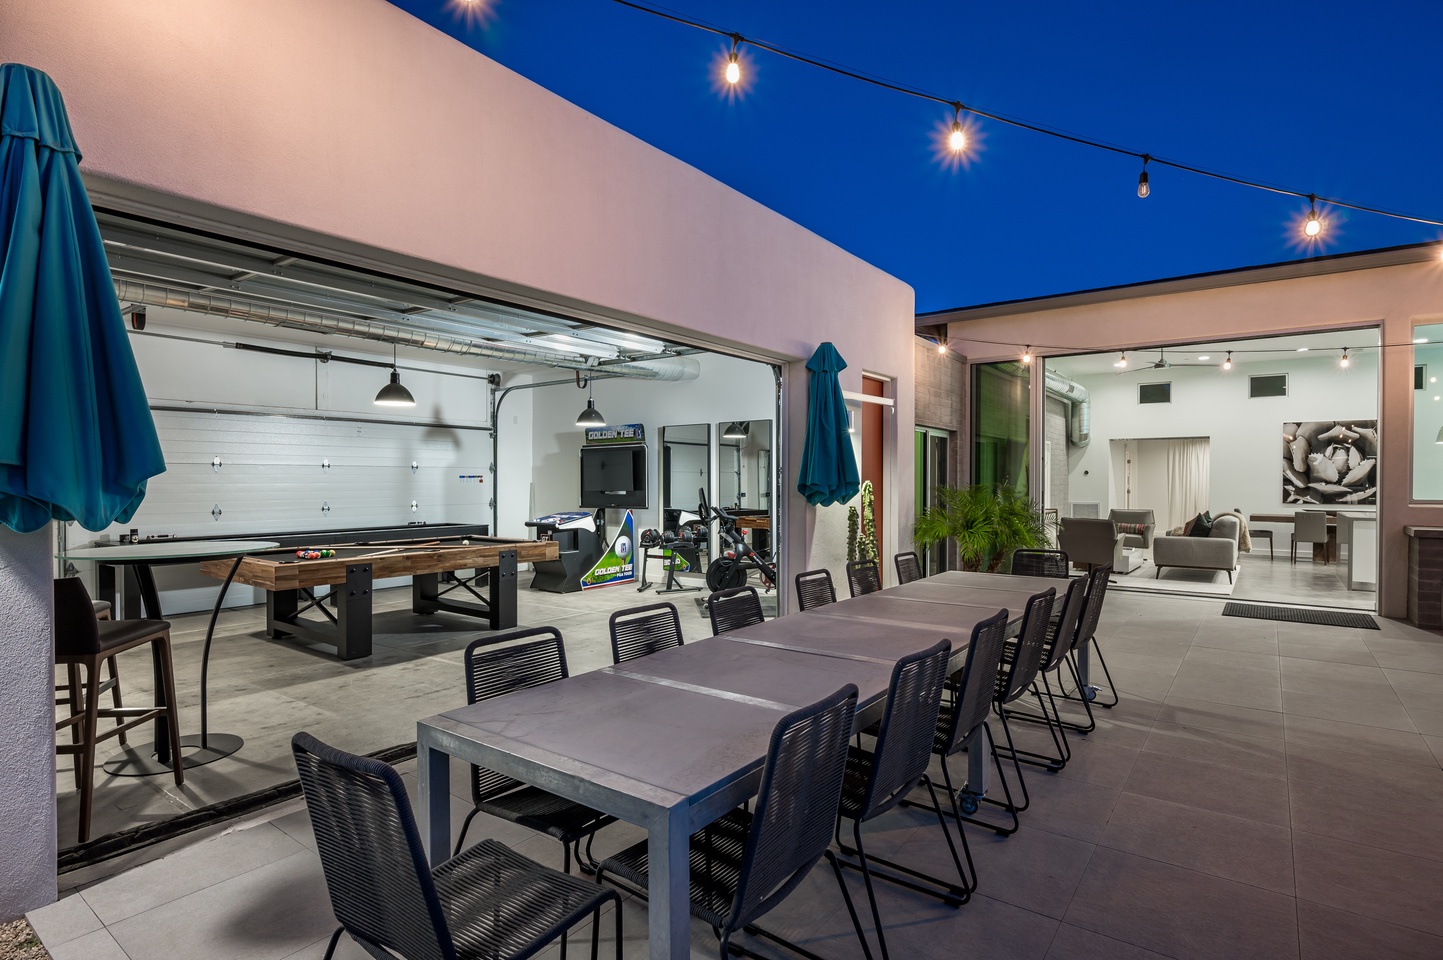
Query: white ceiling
1045 328 1381 378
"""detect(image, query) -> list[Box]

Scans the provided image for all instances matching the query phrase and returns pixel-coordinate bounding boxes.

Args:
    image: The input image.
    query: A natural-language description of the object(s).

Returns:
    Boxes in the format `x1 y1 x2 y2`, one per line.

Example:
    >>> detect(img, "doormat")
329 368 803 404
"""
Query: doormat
1222 602 1379 630
57 741 417 874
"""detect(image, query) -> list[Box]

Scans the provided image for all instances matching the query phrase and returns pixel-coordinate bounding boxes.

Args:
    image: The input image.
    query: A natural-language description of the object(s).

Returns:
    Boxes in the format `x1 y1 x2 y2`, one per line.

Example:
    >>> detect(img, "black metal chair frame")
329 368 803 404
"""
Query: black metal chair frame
293 732 621 960
831 641 967 960
998 576 1089 771
1053 565 1117 731
794 569 837 611
893 552 923 585
596 685 872 960
609 601 684 664
454 628 616 872
707 585 766 635
845 559 882 597
1009 548 1070 579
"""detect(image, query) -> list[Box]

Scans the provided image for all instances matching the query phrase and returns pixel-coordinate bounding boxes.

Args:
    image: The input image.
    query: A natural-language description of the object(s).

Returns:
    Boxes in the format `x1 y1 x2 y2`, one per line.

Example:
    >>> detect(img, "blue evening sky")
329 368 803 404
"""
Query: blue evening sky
386 0 1443 313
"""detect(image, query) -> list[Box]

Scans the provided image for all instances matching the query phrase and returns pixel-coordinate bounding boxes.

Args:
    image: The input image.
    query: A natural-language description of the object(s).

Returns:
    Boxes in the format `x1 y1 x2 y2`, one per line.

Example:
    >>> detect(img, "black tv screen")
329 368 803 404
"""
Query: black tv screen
580 445 647 509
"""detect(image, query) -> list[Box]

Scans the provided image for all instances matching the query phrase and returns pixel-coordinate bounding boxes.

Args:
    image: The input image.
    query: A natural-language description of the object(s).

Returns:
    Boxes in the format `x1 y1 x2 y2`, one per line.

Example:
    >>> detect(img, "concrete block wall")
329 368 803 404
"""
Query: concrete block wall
914 337 967 568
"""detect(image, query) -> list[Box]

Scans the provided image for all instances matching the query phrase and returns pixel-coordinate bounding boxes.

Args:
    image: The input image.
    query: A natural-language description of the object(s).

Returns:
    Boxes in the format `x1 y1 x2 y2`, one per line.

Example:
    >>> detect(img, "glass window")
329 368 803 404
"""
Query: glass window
1414 322 1443 500
971 361 1030 494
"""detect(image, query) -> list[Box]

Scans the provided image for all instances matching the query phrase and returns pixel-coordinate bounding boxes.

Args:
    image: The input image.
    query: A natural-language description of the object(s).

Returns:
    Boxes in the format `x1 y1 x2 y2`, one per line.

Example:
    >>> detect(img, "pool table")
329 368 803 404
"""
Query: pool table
200 535 558 659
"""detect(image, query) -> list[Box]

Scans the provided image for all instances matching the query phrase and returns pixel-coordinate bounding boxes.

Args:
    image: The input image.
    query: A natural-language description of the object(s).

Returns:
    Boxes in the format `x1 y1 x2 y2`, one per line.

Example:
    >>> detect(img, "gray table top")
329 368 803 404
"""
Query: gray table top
815 592 1015 631
888 579 1057 608
724 610 962 665
58 540 280 562
927 570 1074 593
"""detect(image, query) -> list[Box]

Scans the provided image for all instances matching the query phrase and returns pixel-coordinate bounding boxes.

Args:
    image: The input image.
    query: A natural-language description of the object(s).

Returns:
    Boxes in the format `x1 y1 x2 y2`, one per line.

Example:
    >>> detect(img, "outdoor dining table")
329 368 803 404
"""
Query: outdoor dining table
416 574 1034 960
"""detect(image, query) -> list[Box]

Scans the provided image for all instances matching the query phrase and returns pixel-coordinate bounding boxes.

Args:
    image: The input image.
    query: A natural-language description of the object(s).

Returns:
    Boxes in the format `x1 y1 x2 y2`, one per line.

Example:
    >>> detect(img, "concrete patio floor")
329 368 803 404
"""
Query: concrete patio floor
29 588 1443 960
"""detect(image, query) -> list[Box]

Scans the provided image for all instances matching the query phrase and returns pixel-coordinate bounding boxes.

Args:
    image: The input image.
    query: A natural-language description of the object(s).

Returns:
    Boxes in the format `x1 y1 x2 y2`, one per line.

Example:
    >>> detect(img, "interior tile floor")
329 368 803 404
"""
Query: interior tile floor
1108 549 1374 611
32 588 1443 960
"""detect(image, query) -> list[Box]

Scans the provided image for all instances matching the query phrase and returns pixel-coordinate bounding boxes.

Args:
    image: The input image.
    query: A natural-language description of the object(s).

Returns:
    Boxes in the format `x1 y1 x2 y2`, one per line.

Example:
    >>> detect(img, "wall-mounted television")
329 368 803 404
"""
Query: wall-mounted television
580 444 647 509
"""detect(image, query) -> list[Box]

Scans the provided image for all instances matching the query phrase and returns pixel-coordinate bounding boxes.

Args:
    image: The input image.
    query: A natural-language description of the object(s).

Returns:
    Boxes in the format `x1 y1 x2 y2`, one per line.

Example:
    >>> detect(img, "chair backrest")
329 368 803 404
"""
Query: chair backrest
894 551 924 584
1010 548 1069 579
727 684 857 934
1057 518 1119 567
794 569 837 611
995 589 1057 706
939 609 1010 756
1041 576 1088 673
609 602 683 664
708 585 765 635
1295 510 1328 540
846 559 882 597
1069 564 1112 654
53 578 101 656
464 628 569 803
292 732 454 960
857 640 951 820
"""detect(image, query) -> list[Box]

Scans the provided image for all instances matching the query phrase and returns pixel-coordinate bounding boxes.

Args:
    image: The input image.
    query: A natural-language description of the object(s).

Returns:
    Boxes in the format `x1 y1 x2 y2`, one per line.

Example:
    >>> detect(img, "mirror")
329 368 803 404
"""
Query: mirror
717 419 773 512
661 424 709 513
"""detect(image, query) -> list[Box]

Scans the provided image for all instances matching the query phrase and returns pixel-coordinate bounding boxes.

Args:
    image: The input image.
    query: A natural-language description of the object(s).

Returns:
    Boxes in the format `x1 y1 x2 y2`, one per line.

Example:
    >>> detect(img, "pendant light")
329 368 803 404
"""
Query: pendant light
723 421 748 439
576 376 606 427
374 344 415 407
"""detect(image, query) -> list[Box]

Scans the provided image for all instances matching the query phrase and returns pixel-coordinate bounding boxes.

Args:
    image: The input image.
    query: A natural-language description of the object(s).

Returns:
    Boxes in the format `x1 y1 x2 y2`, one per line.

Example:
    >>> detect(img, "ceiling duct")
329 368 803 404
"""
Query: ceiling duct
1043 370 1091 447
112 280 701 382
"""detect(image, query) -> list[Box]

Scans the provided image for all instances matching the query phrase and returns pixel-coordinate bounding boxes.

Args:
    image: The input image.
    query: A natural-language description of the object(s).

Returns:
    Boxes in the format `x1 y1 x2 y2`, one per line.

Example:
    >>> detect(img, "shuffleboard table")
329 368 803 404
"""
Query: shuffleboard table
200 536 559 659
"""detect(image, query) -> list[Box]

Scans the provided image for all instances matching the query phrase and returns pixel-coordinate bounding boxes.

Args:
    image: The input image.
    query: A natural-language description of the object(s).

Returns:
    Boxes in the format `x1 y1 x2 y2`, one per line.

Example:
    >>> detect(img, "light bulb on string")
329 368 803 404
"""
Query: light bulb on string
937 339 947 355
724 34 741 85
1303 194 1324 239
948 102 966 153
1021 346 1033 364
1222 351 1232 371
1137 155 1151 199
1114 351 1128 369
1340 348 1351 369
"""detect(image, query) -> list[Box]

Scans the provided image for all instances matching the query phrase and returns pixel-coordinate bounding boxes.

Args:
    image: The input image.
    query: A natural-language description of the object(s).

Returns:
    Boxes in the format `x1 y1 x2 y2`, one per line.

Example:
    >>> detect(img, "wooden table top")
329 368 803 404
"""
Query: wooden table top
200 538 557 591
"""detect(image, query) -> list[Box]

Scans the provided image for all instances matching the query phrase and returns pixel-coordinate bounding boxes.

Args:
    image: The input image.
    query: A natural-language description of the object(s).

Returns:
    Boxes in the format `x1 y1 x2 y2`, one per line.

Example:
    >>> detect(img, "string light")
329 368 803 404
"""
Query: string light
1304 195 1324 238
1114 352 1129 368
609 0 1443 238
948 103 966 153
1021 345 1033 364
1137 155 1151 199
937 339 947 354
1340 348 1351 368
1222 351 1233 371
724 34 741 85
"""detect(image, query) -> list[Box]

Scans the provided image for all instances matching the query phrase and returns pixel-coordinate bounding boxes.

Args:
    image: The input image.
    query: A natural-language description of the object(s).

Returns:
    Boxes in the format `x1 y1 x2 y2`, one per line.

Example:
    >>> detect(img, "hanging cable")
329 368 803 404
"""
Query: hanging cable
609 0 1443 230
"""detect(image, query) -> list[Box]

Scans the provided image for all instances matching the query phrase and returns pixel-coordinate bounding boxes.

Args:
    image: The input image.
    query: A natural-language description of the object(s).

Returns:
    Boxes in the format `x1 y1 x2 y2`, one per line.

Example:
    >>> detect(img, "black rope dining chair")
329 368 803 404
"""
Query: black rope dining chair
998 576 1089 771
455 628 616 870
846 559 882 597
963 588 1056 837
293 732 621 960
609 601 684 664
597 684 871 960
893 551 923 584
832 640 965 960
1055 565 1117 730
708 585 765 635
794 569 837 611
1010 548 1069 579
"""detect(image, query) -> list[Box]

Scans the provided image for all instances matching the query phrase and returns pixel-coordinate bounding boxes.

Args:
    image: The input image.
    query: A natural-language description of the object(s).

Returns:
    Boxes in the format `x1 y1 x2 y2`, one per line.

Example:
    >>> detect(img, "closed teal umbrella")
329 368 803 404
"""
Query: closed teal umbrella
796 342 860 506
0 64 164 533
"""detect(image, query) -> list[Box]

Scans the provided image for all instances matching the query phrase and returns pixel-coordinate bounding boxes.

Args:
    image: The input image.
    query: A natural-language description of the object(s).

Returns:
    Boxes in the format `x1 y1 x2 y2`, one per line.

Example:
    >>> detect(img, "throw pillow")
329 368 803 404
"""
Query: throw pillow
1117 522 1147 536
1188 512 1214 537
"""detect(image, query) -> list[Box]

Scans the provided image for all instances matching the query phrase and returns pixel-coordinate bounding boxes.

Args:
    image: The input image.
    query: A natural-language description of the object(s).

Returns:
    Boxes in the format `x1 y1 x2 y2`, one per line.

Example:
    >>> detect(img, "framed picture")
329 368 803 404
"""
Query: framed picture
1282 420 1377 505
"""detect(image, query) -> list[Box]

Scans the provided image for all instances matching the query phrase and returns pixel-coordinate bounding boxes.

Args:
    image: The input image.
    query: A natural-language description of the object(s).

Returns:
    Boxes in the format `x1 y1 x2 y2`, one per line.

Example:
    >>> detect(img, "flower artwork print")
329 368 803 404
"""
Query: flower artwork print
1282 421 1377 505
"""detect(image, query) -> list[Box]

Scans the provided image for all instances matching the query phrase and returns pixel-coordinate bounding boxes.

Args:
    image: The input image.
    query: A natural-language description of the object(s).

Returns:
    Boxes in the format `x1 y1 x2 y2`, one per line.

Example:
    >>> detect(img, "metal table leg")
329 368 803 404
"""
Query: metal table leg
419 731 452 868
649 808 690 960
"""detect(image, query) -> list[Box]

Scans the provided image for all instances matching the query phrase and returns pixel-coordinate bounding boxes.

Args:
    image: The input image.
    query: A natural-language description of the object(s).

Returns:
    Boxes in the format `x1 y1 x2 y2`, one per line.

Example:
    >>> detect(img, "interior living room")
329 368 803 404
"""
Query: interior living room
1042 329 1380 610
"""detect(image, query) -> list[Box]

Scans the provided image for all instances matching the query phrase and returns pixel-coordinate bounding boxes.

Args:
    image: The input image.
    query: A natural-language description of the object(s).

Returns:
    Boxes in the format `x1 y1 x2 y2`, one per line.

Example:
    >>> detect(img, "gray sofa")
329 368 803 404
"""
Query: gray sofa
1152 515 1241 582
1108 508 1156 549
1058 517 1125 570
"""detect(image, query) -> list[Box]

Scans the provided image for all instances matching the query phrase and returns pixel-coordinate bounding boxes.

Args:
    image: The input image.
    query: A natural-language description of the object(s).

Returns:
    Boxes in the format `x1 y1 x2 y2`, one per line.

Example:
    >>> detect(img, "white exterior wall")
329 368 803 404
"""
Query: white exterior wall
0 0 915 914
941 257 1443 620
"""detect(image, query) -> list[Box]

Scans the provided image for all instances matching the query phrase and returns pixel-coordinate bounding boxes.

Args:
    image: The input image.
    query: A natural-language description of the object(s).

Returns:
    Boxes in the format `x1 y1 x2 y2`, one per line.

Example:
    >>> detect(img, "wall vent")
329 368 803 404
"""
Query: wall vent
1249 374 1288 398
1072 502 1100 519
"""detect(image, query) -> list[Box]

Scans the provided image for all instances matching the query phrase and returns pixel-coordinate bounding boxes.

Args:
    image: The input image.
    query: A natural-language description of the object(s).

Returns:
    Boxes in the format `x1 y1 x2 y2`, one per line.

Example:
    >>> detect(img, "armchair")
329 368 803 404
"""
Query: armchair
1108 509 1156 549
1057 517 1125 571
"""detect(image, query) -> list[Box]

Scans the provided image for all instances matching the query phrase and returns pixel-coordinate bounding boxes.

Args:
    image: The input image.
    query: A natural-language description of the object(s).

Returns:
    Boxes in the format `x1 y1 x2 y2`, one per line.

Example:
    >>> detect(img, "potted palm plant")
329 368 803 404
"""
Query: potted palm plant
914 483 1049 573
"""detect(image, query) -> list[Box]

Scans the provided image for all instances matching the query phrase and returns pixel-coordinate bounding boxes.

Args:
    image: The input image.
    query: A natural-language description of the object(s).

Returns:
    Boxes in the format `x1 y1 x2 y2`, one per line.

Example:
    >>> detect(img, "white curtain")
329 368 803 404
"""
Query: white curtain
1165 438 1210 531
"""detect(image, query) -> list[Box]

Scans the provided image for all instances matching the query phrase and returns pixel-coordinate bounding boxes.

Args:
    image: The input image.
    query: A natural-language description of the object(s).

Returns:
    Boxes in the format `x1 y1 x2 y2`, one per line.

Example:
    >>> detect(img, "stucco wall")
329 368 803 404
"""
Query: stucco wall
0 529 54 920
939 259 1443 619
0 0 916 912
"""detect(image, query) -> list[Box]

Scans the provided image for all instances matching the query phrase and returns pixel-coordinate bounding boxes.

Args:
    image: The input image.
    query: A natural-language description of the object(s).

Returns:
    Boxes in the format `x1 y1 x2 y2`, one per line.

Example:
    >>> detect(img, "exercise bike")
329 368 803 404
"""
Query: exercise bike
696 486 777 592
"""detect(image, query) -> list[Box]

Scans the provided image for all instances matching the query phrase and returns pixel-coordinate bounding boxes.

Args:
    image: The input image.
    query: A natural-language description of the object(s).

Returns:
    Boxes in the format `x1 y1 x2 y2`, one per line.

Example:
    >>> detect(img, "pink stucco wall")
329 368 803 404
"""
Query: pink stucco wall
941 257 1443 619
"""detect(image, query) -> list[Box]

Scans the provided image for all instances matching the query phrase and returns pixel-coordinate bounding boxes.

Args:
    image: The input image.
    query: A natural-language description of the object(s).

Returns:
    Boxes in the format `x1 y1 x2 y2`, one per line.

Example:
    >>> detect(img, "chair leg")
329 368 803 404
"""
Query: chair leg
1088 643 1120 709
849 822 892 960
106 657 127 746
77 659 103 845
66 663 84 791
322 927 344 960
613 894 622 960
999 679 1071 770
1052 654 1098 734
453 806 482 856
153 638 185 787
826 851 876 960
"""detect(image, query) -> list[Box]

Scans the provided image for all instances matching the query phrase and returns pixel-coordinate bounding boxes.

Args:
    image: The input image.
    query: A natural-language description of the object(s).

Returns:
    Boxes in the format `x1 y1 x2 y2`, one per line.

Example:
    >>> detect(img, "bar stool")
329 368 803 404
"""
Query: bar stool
54 578 183 843
56 601 125 744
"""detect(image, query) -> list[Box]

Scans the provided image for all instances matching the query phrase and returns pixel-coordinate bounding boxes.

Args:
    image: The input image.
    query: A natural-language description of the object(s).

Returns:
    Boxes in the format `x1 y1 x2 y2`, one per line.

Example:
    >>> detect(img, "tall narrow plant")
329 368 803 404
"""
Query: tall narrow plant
913 483 1048 573
846 505 860 563
859 480 879 562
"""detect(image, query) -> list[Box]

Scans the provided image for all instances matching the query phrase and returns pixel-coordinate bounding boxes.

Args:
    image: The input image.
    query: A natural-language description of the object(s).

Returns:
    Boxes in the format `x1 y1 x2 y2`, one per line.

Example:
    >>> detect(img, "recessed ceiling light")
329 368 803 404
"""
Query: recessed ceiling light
1433 377 1438 384
1417 338 1430 344
1197 355 1210 361
1296 347 1309 352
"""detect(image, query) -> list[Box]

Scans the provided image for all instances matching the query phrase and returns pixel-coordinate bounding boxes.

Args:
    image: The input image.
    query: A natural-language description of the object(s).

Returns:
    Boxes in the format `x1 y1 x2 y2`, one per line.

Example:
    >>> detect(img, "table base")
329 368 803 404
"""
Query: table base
102 733 245 776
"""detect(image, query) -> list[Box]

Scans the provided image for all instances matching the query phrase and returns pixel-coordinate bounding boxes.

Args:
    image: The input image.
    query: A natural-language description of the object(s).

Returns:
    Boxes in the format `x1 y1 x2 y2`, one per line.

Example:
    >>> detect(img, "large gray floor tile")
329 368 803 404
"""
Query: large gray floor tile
1295 899 1443 960
1279 656 1388 686
1098 793 1293 895
920 823 1094 920
1121 752 1292 827
1189 629 1278 657
1045 922 1175 960
1142 721 1287 779
997 774 1121 845
1285 742 1443 806
46 928 131 960
25 893 102 948
1293 831 1443 937
1279 690 1417 732
858 891 1060 960
1063 847 1298 960
1288 778 1443 864
1182 645 1279 673
1282 714 1437 765
1165 675 1282 712
1276 638 1377 665
1049 741 1143 790
1154 697 1285 740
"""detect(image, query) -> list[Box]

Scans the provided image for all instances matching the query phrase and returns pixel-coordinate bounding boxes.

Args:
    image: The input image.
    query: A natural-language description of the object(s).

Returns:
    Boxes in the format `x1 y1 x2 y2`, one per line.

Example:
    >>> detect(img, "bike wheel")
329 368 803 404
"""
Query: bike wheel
706 558 745 592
